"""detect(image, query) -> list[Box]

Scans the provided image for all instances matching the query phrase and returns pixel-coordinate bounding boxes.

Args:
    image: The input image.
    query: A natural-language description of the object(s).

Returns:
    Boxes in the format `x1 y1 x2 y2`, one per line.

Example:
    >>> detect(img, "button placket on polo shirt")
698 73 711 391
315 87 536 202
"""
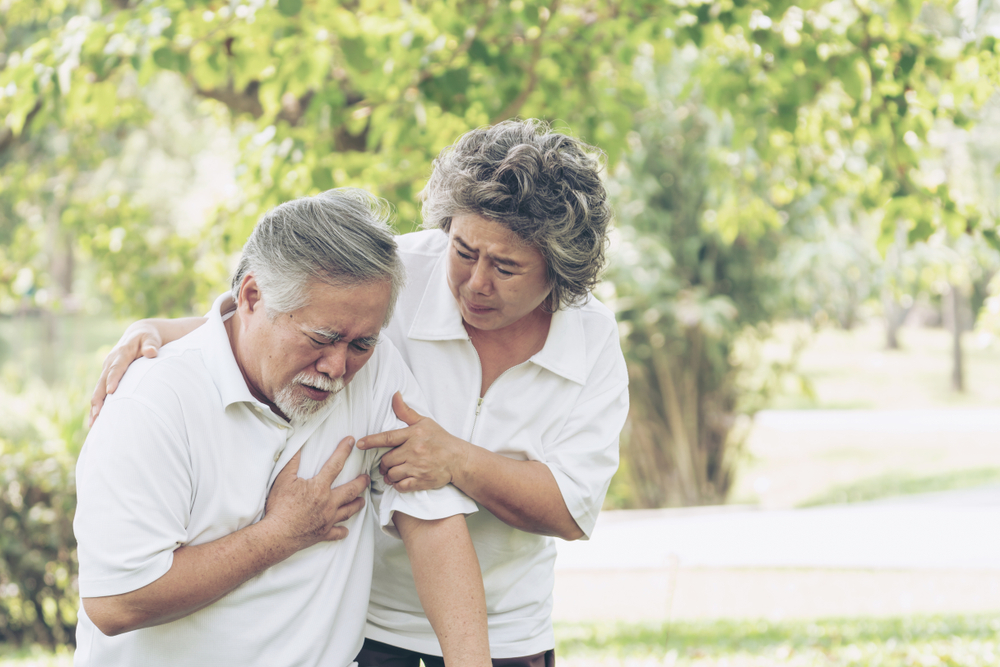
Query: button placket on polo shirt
274 420 294 461
251 404 293 463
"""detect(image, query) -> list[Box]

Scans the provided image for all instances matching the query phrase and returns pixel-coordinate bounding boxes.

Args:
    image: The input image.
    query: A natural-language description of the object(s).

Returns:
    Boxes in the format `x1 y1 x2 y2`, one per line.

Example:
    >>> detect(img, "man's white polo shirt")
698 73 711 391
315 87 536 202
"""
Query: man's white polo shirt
74 293 476 667
365 230 629 658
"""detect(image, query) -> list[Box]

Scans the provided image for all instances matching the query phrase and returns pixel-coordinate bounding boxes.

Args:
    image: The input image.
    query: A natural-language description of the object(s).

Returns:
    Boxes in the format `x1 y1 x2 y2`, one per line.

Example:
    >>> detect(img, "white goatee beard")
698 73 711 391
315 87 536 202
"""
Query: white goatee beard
274 372 345 423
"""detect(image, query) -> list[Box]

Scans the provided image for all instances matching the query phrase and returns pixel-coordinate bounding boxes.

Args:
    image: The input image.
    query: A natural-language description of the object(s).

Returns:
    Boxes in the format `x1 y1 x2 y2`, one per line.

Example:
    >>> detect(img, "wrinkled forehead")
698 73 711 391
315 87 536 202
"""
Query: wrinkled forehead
450 213 547 266
296 279 390 331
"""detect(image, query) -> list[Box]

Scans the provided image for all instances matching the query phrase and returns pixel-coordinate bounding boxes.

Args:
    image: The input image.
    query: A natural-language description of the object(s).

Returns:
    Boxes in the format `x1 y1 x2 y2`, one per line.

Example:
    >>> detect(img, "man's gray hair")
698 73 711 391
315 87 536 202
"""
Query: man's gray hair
421 119 612 311
231 188 404 325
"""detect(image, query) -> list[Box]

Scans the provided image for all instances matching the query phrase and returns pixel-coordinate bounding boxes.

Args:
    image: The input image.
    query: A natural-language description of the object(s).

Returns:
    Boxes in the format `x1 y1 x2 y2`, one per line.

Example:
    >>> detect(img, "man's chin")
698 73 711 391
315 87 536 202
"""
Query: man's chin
275 385 341 423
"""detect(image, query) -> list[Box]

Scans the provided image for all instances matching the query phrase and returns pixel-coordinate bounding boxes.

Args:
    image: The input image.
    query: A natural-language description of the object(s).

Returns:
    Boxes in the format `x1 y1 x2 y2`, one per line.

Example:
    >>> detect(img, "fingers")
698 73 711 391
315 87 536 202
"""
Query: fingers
88 383 108 429
392 477 418 493
89 326 165 427
105 360 126 395
105 338 142 394
377 446 405 473
391 392 423 426
330 473 370 504
381 465 419 489
88 363 115 428
333 495 366 526
275 448 303 483
317 436 356 486
320 475 369 543
383 464 408 485
356 428 407 451
325 526 349 541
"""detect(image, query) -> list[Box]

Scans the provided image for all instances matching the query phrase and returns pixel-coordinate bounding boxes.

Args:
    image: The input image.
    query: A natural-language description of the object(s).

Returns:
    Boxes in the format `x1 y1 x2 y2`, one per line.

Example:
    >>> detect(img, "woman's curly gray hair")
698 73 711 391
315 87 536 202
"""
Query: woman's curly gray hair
421 119 612 311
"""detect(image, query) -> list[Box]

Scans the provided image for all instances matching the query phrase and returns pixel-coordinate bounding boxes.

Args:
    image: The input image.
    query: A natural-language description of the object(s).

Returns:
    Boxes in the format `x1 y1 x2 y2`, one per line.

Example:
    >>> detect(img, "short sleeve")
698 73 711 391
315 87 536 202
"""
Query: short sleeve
364 337 478 539
542 329 629 539
74 396 192 598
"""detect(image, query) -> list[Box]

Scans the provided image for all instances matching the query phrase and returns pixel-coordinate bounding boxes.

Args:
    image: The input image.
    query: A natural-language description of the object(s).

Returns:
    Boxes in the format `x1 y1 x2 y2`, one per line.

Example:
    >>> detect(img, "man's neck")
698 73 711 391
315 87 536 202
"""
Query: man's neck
224 309 285 419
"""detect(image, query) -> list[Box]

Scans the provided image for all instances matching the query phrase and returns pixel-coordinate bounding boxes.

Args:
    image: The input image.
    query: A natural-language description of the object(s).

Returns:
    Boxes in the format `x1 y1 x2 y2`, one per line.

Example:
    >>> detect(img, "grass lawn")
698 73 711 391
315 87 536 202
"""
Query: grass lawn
0 645 72 667
727 321 1000 509
798 467 1000 507
3 615 997 666
768 321 1000 411
556 614 1000 666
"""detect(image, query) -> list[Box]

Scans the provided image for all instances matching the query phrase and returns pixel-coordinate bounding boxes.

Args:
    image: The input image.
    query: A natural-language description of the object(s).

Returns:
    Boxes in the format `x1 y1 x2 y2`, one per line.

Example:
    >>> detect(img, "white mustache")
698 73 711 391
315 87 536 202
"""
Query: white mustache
293 372 344 395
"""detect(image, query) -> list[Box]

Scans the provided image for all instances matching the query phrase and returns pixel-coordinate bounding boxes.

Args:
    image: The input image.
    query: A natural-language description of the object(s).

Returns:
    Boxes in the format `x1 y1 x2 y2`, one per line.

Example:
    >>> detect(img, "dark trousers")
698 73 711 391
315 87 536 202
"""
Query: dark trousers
356 638 555 667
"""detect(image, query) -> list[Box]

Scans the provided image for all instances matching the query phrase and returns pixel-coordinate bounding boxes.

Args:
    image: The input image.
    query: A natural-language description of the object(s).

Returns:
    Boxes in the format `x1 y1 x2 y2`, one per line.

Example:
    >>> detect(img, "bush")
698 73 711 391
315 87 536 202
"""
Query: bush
0 372 88 647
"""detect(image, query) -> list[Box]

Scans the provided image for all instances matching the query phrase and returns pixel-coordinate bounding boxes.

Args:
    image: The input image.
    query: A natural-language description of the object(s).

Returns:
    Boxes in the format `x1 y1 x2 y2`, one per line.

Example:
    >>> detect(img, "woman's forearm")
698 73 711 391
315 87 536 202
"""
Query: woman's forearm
397 513 491 667
453 446 584 541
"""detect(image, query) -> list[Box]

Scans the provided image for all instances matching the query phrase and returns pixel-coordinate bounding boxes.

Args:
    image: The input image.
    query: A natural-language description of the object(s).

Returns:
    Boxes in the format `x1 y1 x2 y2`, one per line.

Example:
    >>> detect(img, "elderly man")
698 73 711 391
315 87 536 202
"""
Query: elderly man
73 189 490 666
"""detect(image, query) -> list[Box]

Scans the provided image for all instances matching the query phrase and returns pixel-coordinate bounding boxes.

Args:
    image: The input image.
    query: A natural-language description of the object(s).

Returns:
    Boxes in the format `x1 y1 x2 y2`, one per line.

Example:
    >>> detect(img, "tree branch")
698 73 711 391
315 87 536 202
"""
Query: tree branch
0 98 43 158
195 82 265 118
418 1 498 85
490 0 561 123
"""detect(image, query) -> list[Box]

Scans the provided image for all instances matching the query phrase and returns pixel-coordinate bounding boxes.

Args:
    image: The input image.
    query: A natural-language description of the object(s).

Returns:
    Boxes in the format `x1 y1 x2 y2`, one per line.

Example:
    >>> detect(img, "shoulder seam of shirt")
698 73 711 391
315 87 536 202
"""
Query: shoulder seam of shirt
102 393 189 451
113 346 208 394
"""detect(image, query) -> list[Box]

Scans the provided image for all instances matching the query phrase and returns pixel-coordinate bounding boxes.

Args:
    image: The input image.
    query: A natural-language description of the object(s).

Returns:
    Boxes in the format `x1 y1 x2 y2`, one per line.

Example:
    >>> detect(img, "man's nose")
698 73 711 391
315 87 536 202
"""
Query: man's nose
468 259 493 295
315 344 348 378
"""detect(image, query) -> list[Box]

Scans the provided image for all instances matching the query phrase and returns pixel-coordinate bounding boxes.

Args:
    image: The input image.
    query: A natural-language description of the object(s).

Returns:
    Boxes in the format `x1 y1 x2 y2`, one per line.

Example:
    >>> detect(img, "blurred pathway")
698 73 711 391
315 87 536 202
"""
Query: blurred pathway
554 486 1000 621
754 408 1000 434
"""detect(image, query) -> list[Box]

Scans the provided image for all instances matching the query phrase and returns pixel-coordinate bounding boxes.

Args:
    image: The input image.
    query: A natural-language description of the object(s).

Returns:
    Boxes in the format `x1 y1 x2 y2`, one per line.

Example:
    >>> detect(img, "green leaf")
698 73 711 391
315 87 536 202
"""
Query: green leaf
311 167 334 191
777 103 798 132
983 229 1000 253
153 47 175 71
277 0 303 17
340 37 369 71
468 38 491 64
908 217 934 244
837 57 864 101
898 47 917 75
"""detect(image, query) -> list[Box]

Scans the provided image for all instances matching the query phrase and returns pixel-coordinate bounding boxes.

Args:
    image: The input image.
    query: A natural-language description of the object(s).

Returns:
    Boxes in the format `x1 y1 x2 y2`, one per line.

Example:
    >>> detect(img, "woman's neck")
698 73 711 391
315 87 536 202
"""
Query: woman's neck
465 308 552 396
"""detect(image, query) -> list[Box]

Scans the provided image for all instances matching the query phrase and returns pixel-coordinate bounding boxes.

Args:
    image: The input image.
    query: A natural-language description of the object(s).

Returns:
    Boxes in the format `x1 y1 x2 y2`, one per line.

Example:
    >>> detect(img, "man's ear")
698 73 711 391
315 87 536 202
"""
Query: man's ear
237 274 264 318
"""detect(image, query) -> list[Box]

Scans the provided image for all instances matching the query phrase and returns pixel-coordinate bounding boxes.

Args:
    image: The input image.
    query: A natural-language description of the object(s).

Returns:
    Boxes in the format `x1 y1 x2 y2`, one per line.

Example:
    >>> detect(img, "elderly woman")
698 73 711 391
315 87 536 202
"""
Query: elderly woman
90 120 629 667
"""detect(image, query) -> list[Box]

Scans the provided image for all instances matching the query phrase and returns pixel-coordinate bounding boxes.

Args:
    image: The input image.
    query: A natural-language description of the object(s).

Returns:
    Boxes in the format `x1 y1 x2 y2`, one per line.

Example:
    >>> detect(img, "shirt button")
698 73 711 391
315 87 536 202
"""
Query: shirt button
273 449 283 462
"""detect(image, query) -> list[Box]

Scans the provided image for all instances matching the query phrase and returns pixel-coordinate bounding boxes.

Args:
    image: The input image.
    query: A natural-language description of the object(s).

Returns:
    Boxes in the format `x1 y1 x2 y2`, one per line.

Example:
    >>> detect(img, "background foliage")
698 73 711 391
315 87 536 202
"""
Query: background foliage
0 373 88 647
2 0 1000 648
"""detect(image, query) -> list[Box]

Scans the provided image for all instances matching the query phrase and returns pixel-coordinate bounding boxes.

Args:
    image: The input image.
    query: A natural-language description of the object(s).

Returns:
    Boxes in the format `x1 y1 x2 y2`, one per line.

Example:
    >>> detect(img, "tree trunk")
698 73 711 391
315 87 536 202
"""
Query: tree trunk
40 198 74 384
882 219 909 350
945 283 966 393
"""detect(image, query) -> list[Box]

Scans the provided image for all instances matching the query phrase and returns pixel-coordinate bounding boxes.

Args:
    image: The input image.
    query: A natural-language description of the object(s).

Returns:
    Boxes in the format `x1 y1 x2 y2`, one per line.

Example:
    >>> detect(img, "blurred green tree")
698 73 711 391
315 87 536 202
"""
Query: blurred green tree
691 0 1000 249
4 0 999 508
605 65 795 506
605 0 1000 507
1 0 670 247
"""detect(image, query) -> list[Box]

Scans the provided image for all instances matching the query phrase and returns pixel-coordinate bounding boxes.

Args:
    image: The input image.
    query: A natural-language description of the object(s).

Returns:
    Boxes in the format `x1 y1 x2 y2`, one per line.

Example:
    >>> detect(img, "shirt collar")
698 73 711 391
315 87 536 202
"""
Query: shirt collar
407 251 469 341
532 306 588 385
183 292 260 410
407 254 589 385
177 292 340 431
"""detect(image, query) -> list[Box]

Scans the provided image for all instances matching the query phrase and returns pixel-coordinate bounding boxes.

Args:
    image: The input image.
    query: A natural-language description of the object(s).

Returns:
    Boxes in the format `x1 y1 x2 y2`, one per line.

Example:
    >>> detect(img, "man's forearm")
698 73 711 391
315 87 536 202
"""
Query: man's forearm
396 513 491 667
83 518 297 636
138 316 207 346
453 447 584 541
